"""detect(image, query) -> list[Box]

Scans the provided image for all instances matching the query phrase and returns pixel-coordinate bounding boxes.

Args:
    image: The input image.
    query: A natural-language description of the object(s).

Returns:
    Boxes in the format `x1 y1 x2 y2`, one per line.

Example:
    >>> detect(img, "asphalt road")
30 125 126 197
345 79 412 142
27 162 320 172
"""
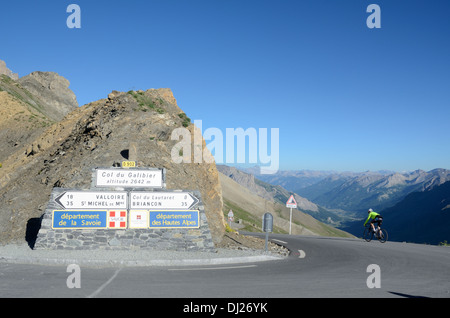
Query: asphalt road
1 233 450 298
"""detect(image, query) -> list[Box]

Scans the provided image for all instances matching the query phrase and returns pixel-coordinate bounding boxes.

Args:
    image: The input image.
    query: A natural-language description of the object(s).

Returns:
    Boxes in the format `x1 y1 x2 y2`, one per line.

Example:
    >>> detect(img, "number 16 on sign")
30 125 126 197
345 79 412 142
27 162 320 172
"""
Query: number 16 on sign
286 195 297 235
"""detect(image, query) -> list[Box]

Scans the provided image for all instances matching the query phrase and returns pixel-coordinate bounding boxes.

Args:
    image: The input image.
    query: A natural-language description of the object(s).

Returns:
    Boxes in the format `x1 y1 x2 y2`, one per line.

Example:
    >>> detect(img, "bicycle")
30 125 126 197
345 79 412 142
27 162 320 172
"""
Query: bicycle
363 224 388 243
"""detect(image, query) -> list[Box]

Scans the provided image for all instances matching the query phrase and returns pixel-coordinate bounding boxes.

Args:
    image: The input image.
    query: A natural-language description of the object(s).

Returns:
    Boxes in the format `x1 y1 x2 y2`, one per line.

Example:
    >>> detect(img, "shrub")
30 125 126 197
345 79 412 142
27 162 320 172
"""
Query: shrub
178 113 191 127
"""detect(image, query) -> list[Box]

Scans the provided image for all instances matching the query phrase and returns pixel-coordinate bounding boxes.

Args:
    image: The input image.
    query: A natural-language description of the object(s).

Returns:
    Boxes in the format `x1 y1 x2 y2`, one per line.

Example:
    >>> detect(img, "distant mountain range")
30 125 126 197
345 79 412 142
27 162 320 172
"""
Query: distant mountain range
246 167 450 244
381 181 450 245
217 165 353 238
342 180 450 245
218 165 349 227
254 168 450 215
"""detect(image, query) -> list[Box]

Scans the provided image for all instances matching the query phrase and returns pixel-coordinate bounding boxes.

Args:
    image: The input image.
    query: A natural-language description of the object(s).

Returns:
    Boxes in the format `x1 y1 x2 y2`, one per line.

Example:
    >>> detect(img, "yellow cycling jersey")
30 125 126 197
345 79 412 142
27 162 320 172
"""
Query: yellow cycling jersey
364 211 380 226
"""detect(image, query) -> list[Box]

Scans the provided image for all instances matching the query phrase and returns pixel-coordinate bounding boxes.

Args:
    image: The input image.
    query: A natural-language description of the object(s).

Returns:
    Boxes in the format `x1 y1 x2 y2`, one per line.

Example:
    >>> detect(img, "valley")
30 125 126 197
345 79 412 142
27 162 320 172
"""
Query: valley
244 167 450 245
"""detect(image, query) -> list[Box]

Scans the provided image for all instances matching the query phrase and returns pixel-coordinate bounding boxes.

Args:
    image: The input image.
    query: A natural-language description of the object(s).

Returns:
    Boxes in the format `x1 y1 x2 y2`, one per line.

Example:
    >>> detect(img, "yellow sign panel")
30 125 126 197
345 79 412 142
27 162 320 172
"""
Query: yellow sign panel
122 161 136 168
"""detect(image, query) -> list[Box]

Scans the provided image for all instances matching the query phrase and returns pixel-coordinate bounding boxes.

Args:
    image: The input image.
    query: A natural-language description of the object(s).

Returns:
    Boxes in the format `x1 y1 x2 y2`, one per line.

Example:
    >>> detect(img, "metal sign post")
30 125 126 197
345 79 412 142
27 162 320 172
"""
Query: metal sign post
262 212 273 252
227 210 234 227
289 207 292 235
286 195 297 235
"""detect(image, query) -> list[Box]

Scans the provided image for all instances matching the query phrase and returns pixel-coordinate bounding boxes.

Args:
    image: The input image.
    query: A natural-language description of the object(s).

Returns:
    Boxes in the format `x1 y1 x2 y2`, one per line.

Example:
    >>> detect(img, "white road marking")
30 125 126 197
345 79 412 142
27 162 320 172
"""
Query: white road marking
271 239 288 244
87 268 122 298
168 265 257 271
298 250 306 258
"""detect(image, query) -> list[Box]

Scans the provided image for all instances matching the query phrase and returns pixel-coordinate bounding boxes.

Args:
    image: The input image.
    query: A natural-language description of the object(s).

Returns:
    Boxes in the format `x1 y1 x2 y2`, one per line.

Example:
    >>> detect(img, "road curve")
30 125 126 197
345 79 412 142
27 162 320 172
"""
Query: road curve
1 234 449 298
253 233 450 298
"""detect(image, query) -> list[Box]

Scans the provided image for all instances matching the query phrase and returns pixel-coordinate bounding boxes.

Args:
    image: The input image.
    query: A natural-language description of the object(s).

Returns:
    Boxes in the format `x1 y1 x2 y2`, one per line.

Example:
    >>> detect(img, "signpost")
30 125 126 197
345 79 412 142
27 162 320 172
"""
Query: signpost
286 195 297 235
36 165 215 251
52 210 108 229
130 191 199 210
54 191 127 210
128 210 149 229
108 210 127 229
51 188 200 230
149 210 199 229
95 168 163 188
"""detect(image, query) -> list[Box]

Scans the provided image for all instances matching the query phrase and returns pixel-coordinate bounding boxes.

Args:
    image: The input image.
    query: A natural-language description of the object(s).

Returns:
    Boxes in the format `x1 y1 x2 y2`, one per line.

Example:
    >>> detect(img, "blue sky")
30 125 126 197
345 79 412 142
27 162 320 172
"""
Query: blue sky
1 0 449 172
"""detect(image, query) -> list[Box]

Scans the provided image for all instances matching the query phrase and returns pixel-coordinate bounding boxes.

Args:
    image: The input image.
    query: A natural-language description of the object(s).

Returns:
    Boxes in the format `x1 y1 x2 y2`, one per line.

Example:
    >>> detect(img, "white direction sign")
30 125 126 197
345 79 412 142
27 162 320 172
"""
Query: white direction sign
130 192 199 210
55 191 128 210
95 168 163 188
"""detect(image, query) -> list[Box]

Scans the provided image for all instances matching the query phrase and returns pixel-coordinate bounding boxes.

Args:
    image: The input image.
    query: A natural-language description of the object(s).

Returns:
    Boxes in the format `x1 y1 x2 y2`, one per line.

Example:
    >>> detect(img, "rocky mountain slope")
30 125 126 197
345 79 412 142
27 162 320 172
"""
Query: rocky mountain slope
302 169 450 214
0 87 226 245
219 171 353 238
259 169 450 215
0 89 53 163
380 181 450 245
257 168 450 244
0 61 78 122
18 71 78 121
0 61 78 162
343 181 450 244
0 60 18 80
218 165 348 226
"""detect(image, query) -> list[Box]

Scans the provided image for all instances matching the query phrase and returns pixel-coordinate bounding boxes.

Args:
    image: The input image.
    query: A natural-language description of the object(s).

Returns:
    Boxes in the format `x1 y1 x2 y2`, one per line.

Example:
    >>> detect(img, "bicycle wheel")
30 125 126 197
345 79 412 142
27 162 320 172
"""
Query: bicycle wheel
378 229 388 243
363 227 373 242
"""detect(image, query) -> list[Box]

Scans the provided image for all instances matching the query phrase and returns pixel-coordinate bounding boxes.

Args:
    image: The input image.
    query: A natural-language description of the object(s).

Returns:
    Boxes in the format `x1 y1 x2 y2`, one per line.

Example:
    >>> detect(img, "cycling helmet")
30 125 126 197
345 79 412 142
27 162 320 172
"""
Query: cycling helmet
368 208 373 213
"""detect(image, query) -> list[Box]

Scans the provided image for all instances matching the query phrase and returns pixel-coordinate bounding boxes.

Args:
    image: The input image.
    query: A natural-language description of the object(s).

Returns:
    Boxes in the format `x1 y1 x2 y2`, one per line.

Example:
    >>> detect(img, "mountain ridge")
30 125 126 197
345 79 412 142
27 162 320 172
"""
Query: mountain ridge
18 71 78 121
256 168 450 214
217 165 349 227
0 60 78 162
382 180 450 245
249 166 450 244
0 60 18 80
342 181 450 245
218 171 353 238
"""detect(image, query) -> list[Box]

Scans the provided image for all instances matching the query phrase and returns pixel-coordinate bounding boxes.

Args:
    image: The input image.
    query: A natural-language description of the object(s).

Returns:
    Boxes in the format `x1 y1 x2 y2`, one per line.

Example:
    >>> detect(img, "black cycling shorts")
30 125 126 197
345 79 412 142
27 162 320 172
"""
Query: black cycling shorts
370 216 383 226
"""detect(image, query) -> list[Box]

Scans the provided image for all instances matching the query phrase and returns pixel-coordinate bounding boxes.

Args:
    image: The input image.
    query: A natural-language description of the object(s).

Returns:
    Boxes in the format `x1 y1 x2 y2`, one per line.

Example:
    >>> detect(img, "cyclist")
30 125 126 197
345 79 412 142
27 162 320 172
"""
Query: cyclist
363 208 383 237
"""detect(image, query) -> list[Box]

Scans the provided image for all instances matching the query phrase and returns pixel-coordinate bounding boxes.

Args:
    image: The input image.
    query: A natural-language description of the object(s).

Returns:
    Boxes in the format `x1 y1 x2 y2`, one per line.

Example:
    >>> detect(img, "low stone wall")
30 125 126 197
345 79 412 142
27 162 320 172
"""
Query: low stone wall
34 188 216 252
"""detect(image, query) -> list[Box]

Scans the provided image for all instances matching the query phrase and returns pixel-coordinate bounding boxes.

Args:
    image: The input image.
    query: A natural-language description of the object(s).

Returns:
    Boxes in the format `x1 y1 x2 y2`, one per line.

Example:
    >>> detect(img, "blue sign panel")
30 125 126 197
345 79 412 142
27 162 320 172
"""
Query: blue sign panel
149 210 199 229
52 210 107 229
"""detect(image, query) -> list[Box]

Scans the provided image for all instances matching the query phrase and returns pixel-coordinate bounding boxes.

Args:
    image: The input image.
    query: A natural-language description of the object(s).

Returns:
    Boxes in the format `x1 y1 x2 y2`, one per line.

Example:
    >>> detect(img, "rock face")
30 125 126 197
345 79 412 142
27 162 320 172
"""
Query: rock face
0 60 18 80
0 89 226 246
0 66 78 161
18 71 78 121
0 91 53 163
